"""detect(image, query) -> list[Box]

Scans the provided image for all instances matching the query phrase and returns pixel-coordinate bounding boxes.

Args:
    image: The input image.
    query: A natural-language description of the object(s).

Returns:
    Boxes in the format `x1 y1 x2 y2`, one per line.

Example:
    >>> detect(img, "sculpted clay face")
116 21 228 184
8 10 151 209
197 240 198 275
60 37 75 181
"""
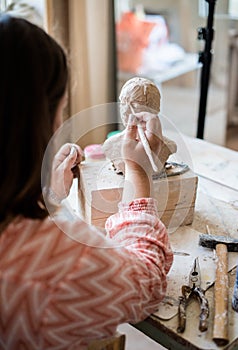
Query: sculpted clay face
119 77 161 126
103 77 177 175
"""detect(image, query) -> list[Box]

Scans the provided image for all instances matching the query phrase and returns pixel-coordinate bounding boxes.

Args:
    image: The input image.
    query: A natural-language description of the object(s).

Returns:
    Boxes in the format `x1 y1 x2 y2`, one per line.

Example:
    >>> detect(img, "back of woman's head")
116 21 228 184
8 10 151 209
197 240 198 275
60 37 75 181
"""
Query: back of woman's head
0 15 68 226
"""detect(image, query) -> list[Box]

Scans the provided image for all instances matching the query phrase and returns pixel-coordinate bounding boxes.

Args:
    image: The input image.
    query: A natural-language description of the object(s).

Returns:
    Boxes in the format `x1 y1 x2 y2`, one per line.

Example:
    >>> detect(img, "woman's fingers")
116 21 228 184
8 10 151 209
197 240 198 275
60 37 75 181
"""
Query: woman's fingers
50 144 82 202
124 114 138 140
146 117 163 145
130 111 157 128
64 146 78 170
147 115 161 132
127 113 162 150
53 143 83 170
50 143 83 198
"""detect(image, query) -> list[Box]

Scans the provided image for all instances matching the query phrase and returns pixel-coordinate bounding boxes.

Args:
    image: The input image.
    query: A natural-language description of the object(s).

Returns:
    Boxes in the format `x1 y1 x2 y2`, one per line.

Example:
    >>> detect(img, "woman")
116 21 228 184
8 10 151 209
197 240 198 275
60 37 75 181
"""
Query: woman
0 15 173 349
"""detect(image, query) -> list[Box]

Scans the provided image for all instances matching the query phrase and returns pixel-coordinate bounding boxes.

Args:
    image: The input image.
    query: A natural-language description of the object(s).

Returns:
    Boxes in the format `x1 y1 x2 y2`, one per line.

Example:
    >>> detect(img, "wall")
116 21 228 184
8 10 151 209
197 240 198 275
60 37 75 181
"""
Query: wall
115 0 232 89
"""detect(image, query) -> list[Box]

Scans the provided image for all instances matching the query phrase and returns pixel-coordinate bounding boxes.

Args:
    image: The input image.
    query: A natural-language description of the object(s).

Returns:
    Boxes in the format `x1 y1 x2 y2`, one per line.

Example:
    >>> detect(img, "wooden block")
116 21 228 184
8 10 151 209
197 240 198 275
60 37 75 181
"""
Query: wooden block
154 170 198 229
79 160 198 229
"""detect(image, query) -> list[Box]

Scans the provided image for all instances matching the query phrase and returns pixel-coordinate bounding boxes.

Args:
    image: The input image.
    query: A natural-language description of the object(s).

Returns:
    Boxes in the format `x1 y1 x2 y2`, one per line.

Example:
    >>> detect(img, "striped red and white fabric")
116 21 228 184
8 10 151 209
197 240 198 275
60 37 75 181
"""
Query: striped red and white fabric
0 198 173 349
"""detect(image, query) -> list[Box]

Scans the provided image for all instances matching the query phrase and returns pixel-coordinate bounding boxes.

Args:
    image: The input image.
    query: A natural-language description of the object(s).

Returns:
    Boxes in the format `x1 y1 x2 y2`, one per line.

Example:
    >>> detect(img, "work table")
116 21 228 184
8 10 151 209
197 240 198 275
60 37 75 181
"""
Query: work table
67 134 238 349
133 136 238 350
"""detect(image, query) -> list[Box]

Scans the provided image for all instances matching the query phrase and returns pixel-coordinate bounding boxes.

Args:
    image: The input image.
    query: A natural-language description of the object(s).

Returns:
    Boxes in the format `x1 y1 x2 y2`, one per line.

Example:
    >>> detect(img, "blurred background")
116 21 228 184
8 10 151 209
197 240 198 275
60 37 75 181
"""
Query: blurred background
115 0 238 150
1 0 237 148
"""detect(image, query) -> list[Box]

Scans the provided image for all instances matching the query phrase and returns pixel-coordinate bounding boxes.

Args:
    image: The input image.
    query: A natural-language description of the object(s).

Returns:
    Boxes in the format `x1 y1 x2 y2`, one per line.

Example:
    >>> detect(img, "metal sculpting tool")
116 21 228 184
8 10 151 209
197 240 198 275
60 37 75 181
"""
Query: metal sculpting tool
232 266 238 312
177 257 209 333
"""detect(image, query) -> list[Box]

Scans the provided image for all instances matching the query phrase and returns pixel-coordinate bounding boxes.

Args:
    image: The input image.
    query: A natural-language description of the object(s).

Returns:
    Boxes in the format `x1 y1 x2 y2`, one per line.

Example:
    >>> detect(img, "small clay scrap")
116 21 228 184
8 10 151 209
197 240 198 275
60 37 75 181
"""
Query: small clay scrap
102 77 177 174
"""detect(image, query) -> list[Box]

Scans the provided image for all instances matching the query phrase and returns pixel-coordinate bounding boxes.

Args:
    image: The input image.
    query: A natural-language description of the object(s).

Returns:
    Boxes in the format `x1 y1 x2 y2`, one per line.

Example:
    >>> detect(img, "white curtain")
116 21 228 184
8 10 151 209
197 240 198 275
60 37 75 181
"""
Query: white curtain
45 0 117 145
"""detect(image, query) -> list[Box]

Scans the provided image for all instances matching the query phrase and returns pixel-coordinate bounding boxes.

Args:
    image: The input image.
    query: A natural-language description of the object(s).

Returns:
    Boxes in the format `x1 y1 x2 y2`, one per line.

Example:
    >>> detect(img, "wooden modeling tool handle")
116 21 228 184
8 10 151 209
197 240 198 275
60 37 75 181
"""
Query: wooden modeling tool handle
137 125 158 172
213 243 229 346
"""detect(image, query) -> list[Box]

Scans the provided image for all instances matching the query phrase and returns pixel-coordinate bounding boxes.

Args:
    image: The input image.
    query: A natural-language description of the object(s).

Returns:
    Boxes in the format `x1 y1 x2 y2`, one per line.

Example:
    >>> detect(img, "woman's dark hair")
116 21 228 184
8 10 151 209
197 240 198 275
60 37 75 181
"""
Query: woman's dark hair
0 15 68 226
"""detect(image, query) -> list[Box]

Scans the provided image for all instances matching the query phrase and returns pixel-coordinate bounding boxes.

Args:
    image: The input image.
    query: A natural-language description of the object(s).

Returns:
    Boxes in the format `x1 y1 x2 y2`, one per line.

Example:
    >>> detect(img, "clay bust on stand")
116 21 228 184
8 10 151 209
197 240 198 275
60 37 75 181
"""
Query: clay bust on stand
79 78 198 228
102 77 177 175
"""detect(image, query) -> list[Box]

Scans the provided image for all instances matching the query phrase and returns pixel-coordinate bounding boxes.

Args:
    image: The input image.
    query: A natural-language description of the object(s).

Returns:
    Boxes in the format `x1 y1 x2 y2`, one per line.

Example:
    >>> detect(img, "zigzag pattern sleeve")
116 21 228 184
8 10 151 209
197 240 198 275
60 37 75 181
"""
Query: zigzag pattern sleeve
0 197 173 349
42 198 173 348
106 198 173 275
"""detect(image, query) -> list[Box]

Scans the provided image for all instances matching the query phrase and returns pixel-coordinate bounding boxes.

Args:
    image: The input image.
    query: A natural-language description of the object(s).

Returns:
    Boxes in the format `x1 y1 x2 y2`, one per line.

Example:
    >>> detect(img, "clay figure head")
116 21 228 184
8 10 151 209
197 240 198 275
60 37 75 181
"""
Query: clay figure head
119 77 161 125
103 76 177 175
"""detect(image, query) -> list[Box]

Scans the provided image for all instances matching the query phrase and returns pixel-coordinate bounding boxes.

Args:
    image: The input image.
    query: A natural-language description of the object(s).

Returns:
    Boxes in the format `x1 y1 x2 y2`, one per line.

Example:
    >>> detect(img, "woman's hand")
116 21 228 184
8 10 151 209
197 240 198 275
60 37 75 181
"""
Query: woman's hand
50 143 83 204
122 113 162 173
122 113 162 200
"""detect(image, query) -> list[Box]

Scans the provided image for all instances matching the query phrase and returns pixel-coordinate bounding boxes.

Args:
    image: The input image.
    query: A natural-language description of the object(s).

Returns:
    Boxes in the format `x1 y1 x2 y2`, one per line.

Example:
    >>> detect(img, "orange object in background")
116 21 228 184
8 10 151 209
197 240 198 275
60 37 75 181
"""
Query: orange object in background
116 12 156 73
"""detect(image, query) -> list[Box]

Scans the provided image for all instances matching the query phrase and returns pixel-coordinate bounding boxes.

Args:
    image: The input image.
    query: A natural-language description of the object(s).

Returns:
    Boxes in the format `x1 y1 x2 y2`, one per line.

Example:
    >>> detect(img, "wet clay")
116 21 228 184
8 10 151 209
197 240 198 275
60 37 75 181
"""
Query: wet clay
102 77 177 174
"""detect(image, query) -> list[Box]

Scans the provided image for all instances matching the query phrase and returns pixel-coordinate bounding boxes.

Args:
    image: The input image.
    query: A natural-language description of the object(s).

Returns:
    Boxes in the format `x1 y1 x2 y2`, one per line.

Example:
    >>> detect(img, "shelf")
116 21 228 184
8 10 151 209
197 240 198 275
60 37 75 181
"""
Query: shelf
118 53 202 85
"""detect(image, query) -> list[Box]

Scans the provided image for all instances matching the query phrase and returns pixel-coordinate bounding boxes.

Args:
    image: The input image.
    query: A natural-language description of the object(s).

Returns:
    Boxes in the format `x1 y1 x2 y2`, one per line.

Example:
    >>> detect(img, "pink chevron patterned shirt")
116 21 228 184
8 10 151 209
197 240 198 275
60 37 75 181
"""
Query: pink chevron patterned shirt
0 198 173 349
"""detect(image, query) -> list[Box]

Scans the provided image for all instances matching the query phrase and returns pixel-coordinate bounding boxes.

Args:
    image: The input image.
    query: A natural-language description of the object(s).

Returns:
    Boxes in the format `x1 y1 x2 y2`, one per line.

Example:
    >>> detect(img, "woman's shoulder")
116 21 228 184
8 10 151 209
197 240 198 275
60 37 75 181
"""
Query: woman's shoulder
0 216 87 278
4 215 90 249
2 215 62 240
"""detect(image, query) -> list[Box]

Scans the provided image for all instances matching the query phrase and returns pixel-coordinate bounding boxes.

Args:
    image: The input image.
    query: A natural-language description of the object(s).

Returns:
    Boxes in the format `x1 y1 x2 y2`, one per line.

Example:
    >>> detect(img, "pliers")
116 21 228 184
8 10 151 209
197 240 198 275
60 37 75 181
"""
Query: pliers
177 257 209 333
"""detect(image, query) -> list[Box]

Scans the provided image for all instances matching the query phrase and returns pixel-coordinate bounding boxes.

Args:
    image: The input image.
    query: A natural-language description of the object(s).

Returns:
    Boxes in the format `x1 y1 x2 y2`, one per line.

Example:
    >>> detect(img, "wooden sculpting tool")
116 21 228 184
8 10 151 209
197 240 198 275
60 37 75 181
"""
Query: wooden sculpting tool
129 104 158 172
199 233 238 346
